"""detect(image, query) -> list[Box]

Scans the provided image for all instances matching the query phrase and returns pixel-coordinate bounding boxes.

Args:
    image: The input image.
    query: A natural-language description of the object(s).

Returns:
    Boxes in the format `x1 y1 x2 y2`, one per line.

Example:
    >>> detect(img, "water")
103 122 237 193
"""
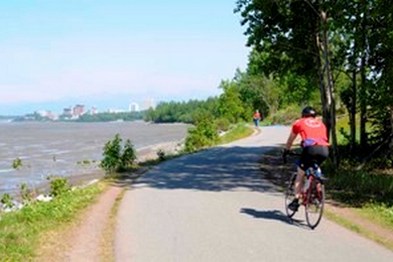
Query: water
0 121 189 194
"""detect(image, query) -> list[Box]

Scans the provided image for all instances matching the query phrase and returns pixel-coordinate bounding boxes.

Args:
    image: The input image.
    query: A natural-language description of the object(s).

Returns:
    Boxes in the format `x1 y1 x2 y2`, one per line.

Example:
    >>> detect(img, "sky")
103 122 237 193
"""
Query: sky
0 0 249 115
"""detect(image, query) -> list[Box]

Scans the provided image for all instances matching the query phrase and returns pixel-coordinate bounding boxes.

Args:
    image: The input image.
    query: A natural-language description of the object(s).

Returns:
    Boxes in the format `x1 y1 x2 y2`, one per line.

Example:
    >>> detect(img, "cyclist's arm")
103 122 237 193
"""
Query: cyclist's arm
285 131 297 151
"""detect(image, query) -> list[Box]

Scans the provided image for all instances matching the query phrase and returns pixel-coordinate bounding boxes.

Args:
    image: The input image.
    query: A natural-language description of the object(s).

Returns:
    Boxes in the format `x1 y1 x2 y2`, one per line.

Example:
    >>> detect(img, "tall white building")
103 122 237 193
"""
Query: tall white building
142 98 156 111
129 102 140 112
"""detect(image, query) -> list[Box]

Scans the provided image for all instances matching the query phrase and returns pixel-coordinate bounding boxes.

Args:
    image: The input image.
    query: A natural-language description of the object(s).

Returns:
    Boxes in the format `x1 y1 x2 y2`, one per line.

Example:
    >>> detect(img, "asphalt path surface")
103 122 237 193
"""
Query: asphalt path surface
115 126 393 261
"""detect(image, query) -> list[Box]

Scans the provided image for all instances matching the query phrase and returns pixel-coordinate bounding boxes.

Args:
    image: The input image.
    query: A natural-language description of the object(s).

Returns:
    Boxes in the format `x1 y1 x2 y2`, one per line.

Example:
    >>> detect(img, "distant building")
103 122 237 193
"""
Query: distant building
63 107 72 117
72 104 85 118
90 107 98 115
36 110 58 120
129 102 140 112
108 108 126 113
142 98 156 111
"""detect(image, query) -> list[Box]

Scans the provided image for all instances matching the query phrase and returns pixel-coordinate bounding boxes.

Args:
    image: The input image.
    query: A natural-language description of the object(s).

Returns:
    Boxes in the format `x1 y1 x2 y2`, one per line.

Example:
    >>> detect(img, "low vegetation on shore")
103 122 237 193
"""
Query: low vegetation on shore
0 180 104 260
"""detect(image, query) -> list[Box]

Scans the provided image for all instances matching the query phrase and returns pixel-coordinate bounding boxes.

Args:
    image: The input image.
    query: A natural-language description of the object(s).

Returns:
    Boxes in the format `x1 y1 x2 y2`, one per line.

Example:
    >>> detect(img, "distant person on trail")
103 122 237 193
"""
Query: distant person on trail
253 110 261 127
282 106 330 212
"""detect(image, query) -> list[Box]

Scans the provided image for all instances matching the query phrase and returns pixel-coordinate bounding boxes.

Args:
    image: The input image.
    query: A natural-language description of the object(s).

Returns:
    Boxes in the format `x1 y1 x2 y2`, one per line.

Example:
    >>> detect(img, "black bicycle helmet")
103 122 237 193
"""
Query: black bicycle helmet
301 106 316 117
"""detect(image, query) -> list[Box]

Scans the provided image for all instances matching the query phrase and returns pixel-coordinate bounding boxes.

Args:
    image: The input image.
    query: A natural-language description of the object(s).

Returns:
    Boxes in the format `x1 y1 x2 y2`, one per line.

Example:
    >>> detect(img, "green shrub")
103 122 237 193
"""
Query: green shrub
185 115 219 152
1 193 14 209
120 139 137 170
20 183 34 204
101 134 137 173
267 105 301 125
329 169 393 205
49 177 71 197
101 134 122 173
215 118 231 132
12 157 23 169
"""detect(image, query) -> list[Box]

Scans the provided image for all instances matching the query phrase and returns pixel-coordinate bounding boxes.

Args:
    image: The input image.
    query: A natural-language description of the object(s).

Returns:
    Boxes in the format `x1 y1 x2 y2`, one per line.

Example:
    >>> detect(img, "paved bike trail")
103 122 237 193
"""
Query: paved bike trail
115 126 393 261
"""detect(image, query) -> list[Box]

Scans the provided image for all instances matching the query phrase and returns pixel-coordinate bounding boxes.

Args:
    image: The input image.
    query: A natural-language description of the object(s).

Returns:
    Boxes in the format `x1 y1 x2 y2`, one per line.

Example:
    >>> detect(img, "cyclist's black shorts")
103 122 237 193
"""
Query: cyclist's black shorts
298 145 329 170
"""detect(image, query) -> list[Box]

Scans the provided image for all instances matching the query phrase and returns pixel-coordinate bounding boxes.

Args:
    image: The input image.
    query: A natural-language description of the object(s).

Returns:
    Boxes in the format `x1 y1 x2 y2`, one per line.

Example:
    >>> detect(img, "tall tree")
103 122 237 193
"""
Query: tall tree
235 0 339 165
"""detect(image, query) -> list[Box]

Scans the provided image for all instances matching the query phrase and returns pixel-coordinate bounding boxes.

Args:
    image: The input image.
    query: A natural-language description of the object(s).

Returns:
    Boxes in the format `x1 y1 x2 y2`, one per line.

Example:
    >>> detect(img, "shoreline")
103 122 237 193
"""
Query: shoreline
1 140 184 198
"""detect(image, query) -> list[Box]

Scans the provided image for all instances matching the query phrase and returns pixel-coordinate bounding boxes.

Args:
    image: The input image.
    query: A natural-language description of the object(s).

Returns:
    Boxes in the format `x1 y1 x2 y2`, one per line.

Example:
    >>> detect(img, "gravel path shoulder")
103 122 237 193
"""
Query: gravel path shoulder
36 186 122 261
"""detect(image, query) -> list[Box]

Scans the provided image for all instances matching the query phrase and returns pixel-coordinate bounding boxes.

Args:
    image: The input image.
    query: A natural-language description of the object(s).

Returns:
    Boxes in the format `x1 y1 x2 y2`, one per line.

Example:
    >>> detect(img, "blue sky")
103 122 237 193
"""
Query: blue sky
0 0 249 115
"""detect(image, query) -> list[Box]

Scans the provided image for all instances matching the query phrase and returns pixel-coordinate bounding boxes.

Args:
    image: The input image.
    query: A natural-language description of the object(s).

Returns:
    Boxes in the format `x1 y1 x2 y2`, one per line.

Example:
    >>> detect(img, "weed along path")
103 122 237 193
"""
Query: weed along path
114 126 393 261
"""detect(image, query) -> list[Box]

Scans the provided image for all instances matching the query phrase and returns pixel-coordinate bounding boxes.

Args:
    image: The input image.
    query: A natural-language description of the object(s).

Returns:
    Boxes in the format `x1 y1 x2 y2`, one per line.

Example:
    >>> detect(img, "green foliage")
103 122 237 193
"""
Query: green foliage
101 134 123 173
1 193 14 209
329 167 393 205
235 0 393 162
49 177 71 197
20 183 34 204
120 139 137 170
101 134 137 173
279 73 318 106
215 118 231 132
266 104 302 125
235 0 322 83
75 111 144 122
0 183 102 260
219 124 254 144
184 114 219 152
217 80 247 123
12 157 22 169
361 203 393 229
145 98 219 124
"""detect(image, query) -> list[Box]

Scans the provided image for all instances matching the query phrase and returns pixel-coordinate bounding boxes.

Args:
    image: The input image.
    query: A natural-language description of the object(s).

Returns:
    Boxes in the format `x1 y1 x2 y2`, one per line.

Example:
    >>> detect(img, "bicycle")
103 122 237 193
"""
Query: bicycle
283 151 326 229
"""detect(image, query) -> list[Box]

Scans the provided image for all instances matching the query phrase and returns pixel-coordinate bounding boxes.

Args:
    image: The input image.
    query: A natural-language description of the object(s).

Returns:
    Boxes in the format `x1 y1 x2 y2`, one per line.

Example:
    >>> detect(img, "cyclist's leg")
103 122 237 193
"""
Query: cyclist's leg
288 150 308 211
294 166 305 199
289 146 317 210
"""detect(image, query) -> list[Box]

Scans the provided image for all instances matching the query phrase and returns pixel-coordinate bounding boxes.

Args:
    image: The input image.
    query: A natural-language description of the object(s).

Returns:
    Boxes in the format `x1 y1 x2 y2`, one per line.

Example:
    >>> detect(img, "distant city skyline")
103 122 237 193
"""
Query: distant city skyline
0 95 200 116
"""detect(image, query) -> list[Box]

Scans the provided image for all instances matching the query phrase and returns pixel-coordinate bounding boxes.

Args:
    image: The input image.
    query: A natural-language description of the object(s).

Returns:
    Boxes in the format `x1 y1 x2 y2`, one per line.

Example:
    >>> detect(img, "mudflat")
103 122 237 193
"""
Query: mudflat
0 121 189 194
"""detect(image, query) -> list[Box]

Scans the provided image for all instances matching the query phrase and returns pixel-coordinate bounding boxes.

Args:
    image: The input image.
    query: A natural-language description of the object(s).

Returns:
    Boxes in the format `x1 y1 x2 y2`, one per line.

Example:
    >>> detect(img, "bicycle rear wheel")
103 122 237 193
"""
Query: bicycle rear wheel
305 180 325 229
284 173 297 218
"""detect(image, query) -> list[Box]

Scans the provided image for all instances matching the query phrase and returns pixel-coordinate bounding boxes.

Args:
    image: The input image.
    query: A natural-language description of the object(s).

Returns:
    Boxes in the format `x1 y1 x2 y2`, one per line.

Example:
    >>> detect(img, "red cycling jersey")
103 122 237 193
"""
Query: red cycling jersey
292 117 329 147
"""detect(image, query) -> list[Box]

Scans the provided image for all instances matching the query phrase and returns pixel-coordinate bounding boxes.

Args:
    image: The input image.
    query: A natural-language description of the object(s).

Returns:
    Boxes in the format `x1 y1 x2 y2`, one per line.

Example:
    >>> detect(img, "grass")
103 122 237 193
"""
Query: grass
325 208 393 251
0 182 104 261
219 123 255 144
322 114 393 250
356 203 393 229
100 188 126 261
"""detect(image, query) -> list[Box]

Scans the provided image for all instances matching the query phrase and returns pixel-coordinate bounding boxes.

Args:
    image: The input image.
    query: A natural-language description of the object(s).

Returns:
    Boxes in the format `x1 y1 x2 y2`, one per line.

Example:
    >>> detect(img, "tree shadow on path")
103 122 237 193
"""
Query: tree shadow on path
126 145 279 193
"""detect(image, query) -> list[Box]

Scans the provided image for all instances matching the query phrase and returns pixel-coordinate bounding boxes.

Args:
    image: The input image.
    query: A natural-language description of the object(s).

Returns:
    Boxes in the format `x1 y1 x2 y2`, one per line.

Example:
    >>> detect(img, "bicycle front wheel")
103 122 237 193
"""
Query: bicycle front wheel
284 173 297 218
305 180 325 229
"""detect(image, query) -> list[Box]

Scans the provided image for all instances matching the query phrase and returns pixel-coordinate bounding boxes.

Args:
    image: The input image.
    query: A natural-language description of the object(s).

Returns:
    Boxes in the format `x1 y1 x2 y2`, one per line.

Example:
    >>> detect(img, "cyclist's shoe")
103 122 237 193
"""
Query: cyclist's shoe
288 198 300 212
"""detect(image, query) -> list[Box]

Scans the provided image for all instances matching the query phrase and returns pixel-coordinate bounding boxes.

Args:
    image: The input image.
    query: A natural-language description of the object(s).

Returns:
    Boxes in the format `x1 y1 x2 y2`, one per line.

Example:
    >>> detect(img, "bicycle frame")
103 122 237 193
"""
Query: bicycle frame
301 166 323 204
284 152 325 229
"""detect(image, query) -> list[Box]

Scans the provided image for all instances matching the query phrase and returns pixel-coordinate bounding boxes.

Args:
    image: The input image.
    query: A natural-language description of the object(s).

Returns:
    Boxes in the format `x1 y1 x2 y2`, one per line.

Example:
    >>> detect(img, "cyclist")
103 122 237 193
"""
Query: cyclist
253 110 261 127
283 106 330 211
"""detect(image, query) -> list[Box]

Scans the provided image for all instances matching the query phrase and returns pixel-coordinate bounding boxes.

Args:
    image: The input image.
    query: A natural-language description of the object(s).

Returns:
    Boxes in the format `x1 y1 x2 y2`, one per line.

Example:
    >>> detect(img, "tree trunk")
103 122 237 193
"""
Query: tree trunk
359 0 368 151
320 11 339 167
359 57 367 151
350 70 357 152
390 106 393 151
